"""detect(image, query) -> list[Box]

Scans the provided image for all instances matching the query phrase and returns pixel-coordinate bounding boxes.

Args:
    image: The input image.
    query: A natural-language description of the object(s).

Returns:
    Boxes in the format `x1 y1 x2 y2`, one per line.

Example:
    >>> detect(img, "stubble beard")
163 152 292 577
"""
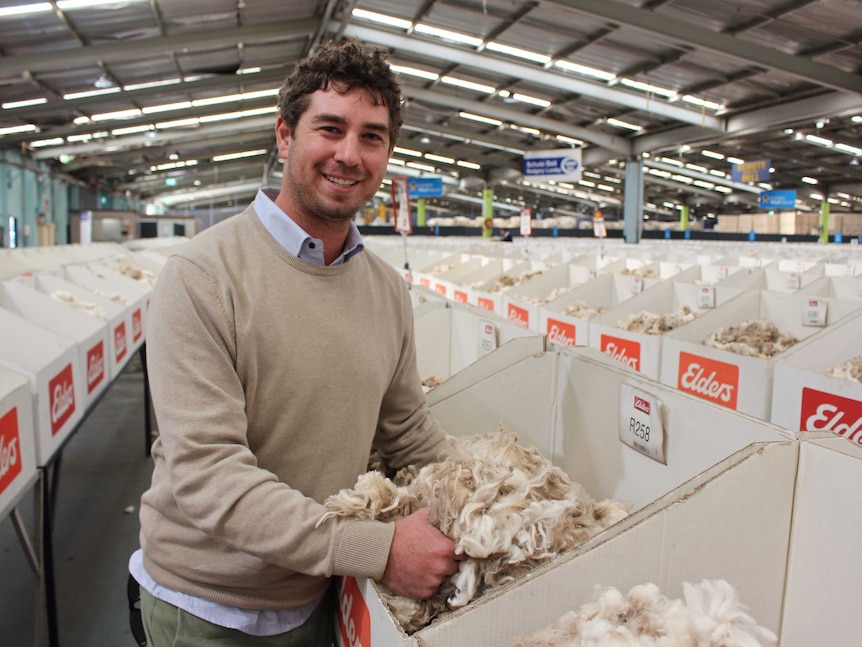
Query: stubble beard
285 163 379 227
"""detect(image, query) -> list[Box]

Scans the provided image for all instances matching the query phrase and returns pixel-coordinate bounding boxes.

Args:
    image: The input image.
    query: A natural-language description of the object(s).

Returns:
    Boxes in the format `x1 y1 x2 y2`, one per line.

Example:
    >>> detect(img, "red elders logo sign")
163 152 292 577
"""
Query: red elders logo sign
114 321 127 363
132 309 143 342
601 334 640 371
338 577 371 647
0 408 22 496
507 303 529 329
435 283 447 295
801 388 862 444
634 396 650 415
546 317 576 346
477 297 495 312
49 363 76 435
677 352 739 409
454 290 468 303
419 277 431 288
86 341 105 394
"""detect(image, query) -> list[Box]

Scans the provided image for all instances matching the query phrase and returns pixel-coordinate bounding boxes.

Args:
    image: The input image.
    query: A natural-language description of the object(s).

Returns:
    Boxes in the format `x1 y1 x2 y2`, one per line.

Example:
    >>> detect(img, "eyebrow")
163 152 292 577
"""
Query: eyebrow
311 113 389 134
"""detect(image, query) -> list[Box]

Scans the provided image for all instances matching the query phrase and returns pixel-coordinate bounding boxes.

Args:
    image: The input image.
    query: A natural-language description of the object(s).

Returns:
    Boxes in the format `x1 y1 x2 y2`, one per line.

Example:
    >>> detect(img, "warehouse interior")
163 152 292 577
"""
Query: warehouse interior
1 1 862 646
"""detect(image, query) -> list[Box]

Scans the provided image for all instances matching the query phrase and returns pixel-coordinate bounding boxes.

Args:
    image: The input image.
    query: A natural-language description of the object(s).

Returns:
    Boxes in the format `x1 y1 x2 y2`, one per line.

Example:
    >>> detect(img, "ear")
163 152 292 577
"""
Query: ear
275 116 291 157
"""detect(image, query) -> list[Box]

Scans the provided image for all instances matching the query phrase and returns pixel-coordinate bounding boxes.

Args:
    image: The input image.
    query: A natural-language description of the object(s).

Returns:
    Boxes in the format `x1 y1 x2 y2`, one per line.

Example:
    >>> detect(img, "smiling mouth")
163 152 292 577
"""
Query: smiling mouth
325 175 360 187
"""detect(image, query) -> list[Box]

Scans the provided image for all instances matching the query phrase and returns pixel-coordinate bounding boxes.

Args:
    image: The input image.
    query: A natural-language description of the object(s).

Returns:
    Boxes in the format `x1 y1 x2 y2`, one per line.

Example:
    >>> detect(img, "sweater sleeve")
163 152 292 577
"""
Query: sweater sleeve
143 254 395 582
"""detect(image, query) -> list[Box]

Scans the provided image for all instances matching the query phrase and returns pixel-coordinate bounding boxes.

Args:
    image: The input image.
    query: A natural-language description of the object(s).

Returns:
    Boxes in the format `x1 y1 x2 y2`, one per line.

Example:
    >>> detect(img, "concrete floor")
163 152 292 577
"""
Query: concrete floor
0 359 154 647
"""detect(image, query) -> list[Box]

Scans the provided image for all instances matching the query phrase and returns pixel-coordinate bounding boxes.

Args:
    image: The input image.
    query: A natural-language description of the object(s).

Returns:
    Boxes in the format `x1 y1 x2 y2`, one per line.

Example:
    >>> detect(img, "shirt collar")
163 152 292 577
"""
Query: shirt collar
254 188 364 267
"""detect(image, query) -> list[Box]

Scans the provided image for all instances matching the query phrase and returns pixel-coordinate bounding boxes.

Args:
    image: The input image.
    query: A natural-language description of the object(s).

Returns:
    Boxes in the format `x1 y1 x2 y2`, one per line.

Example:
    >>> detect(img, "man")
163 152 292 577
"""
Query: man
130 39 460 646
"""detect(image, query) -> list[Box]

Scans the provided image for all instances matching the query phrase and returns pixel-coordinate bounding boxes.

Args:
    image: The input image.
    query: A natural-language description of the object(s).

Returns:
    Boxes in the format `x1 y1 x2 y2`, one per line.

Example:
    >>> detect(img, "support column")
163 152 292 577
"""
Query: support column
680 204 690 232
482 187 494 238
624 159 644 244
417 198 426 227
820 200 830 244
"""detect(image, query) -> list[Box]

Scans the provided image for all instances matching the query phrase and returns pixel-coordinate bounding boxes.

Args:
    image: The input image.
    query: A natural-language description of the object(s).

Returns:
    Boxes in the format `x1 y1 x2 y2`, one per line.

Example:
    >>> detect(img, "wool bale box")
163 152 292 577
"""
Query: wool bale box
334 347 797 646
27 272 133 377
587 281 743 379
63 264 150 354
0 280 111 408
0 365 37 521
659 290 862 420
770 309 862 438
413 301 544 388
0 307 83 466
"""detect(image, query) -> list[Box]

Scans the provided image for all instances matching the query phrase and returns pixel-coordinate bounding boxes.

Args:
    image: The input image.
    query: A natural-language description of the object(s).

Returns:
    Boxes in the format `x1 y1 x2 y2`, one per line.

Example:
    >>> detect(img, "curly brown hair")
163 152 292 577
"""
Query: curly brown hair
277 39 403 146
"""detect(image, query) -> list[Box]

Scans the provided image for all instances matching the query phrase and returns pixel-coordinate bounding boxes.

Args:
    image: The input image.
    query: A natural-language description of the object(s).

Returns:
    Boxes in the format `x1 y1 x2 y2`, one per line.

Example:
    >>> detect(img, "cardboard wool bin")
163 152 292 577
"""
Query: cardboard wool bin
63 264 149 355
587 281 742 379
0 308 83 466
719 265 823 293
0 249 39 281
413 301 544 387
29 273 133 377
0 281 111 408
335 348 793 646
802 274 862 300
660 290 862 420
538 272 660 349
770 309 862 438
0 365 37 521
500 264 596 332
468 260 549 315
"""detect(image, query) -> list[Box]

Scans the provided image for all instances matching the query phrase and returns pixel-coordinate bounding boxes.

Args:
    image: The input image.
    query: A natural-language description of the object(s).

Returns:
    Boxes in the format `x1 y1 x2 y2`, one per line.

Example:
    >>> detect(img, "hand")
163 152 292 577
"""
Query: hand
380 508 460 600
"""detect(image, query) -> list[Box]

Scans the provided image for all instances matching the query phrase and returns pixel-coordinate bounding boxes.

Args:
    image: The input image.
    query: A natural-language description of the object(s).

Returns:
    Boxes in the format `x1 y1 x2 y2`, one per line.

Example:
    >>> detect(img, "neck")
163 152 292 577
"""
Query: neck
274 194 350 266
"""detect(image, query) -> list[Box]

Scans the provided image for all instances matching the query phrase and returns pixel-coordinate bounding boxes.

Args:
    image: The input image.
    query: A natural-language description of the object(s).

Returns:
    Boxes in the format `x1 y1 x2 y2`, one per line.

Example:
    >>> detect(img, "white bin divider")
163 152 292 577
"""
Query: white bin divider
770 308 862 437
660 290 862 419
0 281 111 405
780 437 862 645
0 365 37 522
413 300 451 382
28 273 133 377
0 308 83 466
415 301 545 388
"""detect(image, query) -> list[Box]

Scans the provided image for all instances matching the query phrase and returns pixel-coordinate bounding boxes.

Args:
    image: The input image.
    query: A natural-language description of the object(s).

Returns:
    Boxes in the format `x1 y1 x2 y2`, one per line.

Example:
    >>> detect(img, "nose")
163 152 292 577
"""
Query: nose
333 134 361 167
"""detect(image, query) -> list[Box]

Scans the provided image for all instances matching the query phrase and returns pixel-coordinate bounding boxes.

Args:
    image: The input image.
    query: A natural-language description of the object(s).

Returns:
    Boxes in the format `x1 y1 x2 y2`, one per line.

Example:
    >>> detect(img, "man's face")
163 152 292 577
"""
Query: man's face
276 87 393 226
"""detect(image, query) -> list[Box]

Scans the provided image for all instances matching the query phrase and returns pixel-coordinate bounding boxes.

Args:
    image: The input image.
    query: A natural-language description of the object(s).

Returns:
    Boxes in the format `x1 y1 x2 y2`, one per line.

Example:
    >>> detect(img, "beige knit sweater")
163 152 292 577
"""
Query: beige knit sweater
139 205 452 610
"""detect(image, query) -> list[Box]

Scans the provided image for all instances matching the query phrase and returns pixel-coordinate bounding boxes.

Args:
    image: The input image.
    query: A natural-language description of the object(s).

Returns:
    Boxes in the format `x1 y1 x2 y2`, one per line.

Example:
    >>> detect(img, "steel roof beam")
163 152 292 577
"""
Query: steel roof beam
0 19 319 77
338 23 722 130
548 0 862 95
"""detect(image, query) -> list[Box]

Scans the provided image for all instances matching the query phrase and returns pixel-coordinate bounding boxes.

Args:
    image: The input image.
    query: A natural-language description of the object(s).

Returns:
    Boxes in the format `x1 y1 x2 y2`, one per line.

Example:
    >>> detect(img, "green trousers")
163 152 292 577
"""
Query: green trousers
140 589 334 647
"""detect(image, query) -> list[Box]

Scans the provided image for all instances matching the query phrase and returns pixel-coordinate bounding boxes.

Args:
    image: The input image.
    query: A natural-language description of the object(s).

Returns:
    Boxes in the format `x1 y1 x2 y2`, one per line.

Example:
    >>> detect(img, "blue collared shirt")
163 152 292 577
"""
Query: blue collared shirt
254 187 364 265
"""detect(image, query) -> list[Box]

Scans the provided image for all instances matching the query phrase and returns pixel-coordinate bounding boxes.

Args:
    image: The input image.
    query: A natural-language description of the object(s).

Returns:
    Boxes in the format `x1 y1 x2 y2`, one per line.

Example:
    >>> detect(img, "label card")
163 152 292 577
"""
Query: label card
786 272 801 290
631 277 644 295
801 298 827 327
619 383 666 464
479 320 497 356
697 286 716 309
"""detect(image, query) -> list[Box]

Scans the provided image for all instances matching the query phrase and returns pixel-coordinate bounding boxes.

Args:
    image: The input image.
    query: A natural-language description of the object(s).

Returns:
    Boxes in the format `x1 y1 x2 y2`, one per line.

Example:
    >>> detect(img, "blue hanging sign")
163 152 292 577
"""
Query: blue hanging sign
759 189 796 210
407 176 443 198
523 148 583 182
731 159 771 183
